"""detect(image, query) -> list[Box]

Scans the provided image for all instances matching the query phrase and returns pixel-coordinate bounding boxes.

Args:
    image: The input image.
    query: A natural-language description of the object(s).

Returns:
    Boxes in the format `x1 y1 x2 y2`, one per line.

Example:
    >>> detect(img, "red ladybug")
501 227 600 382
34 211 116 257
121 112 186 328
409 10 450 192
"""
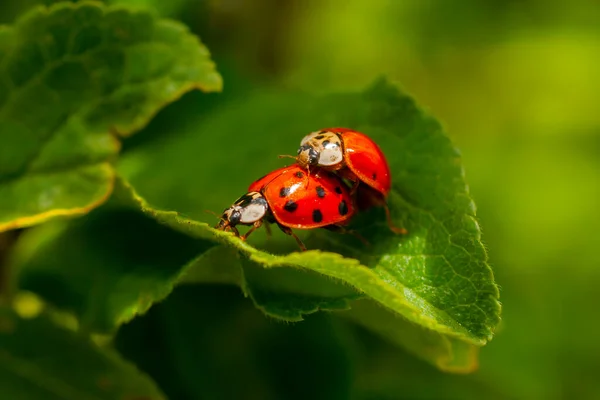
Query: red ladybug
215 165 356 251
296 127 407 234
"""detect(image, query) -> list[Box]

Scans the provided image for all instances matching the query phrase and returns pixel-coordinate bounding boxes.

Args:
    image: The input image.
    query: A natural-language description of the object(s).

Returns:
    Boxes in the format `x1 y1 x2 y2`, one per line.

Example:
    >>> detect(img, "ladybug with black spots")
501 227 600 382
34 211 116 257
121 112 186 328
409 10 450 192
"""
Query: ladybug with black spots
215 165 356 251
296 127 407 234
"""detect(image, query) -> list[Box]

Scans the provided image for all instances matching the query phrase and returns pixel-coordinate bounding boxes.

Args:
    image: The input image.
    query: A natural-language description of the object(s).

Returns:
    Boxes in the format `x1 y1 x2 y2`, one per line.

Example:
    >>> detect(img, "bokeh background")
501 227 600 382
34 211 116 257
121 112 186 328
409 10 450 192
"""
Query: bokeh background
3 0 600 399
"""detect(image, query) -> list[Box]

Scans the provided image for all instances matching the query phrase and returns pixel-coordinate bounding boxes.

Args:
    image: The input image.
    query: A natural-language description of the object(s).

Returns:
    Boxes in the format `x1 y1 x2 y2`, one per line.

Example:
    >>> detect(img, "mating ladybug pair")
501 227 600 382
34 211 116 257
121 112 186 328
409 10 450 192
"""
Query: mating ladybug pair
215 128 406 250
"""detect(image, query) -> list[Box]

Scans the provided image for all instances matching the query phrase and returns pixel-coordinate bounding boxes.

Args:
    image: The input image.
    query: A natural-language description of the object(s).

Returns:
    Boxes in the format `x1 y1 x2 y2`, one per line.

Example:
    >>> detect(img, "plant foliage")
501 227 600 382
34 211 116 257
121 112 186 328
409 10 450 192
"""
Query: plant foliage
1 1 501 398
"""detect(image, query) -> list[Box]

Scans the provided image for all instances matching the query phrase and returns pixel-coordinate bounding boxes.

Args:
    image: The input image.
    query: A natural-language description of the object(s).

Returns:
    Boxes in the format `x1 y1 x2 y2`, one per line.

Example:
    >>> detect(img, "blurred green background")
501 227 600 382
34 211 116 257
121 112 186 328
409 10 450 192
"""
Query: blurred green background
3 0 600 399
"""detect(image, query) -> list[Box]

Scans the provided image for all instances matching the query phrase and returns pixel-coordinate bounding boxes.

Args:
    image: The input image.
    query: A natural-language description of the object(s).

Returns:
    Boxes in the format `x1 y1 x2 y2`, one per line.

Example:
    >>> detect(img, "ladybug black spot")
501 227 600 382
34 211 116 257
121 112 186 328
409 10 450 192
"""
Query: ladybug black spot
315 134 325 140
295 171 304 178
284 200 298 212
279 187 291 197
338 200 348 216
334 186 343 194
312 209 323 223
316 186 326 198
322 140 330 147
372 173 377 180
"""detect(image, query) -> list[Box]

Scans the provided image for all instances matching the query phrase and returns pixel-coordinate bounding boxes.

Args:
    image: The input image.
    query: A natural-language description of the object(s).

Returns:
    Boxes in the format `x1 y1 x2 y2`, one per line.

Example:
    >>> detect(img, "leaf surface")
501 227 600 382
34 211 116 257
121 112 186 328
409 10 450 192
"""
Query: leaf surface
11 198 213 333
180 245 360 321
341 299 479 373
0 301 165 399
181 247 478 372
12 79 500 371
120 79 500 345
0 1 221 231
116 286 355 400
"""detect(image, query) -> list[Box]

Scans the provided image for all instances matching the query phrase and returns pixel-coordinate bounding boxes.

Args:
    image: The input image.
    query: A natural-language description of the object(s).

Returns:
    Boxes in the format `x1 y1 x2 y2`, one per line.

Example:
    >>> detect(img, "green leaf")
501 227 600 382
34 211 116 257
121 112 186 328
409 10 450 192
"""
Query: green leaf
120 78 500 345
116 285 354 400
11 198 214 333
181 247 478 372
0 299 165 399
107 0 190 17
11 200 354 333
12 78 499 371
341 299 479 373
240 258 359 321
180 245 360 321
0 1 221 232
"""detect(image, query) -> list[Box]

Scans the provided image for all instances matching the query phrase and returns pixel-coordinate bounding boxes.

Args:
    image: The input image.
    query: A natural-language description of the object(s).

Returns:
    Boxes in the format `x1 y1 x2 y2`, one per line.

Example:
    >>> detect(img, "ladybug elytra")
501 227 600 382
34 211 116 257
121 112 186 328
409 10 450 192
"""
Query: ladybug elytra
216 165 356 251
296 128 406 234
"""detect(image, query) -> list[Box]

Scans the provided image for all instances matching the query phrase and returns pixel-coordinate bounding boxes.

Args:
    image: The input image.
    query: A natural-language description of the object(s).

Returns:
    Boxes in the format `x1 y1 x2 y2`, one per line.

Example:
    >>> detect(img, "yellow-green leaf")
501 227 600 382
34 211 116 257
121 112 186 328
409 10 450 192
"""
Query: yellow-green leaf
0 1 221 232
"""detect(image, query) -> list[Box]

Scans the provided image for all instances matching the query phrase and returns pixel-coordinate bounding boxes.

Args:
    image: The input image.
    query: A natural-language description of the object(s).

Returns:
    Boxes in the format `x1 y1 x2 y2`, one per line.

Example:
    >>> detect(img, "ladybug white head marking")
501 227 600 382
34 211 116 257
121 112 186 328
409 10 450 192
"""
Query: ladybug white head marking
319 140 343 166
239 197 268 223
218 192 268 229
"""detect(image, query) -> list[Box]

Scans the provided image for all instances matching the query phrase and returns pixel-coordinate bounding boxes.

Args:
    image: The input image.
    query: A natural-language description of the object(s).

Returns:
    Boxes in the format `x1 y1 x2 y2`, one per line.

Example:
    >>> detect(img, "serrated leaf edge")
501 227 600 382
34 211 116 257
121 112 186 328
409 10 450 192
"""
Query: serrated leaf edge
117 175 485 345
0 1 222 232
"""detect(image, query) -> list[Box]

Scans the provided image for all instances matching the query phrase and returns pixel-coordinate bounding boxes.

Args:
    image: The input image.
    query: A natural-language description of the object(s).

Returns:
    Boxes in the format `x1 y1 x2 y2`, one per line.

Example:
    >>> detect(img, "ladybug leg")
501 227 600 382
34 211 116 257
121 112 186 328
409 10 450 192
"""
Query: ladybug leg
241 220 263 242
278 224 307 251
230 226 241 237
264 221 272 239
384 204 408 235
326 225 370 247
349 179 360 195
337 168 359 195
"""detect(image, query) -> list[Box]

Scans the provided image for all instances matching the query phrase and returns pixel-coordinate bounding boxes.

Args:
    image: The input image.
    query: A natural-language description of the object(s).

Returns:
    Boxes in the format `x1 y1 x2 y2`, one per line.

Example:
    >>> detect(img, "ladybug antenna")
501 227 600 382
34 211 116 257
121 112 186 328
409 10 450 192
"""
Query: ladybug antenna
278 154 296 160
383 204 408 235
204 210 221 219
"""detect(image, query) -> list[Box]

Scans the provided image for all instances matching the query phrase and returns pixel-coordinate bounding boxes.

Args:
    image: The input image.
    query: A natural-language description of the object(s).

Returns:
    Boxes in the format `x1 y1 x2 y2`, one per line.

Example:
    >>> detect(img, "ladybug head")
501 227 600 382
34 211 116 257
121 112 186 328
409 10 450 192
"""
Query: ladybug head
297 143 319 167
297 130 344 168
216 192 269 230
216 207 242 230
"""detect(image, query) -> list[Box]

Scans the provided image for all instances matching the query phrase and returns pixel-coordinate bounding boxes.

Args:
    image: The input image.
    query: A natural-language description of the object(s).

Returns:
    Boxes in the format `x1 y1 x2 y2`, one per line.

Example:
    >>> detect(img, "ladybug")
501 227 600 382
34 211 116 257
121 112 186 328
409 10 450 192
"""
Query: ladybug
296 127 407 234
215 165 356 251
